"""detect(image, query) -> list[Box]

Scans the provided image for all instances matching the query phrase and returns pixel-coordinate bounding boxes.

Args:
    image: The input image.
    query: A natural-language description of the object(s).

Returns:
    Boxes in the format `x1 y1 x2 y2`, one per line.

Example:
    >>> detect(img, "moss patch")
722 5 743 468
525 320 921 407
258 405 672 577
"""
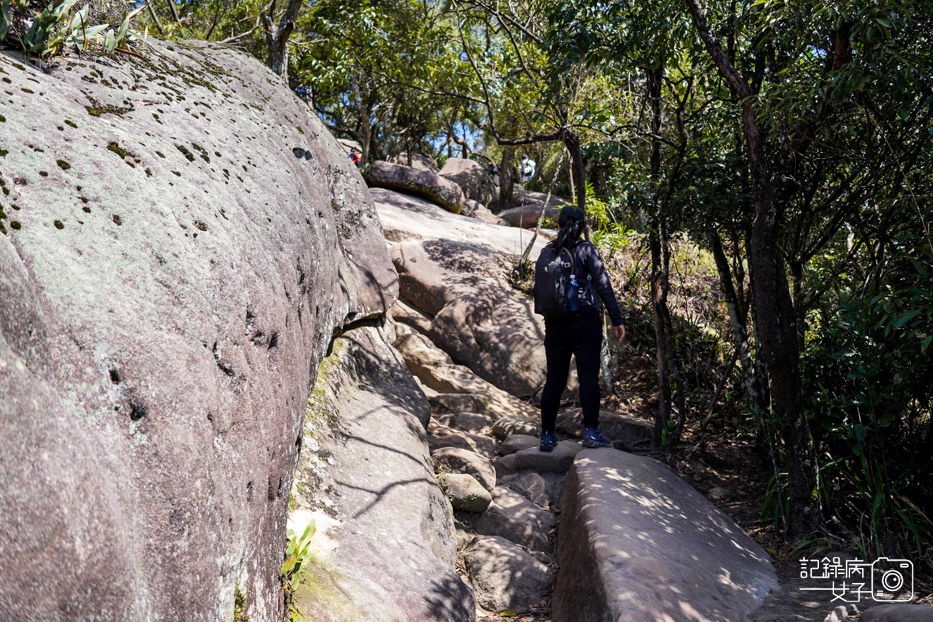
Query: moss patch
107 142 129 158
56 159 70 170
176 145 195 162
86 98 133 117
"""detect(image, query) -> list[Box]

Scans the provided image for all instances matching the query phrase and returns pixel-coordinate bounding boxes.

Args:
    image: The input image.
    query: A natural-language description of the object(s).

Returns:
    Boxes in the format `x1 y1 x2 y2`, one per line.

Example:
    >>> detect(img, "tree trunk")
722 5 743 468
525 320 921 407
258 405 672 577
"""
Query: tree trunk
685 0 821 537
709 231 768 414
263 0 303 82
740 95 821 536
350 73 371 163
499 147 516 212
645 67 675 448
562 129 586 211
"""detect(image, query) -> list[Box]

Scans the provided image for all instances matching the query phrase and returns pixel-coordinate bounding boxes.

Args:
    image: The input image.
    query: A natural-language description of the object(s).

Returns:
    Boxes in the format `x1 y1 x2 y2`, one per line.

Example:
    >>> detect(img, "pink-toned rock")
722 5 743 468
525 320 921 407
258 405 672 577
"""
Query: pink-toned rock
0 40 396 622
391 151 440 173
291 327 473 621
498 434 539 456
428 421 498 458
365 160 464 213
495 440 582 474
462 536 549 612
439 157 496 205
432 447 496 491
493 189 572 227
554 450 777 622
467 487 554 558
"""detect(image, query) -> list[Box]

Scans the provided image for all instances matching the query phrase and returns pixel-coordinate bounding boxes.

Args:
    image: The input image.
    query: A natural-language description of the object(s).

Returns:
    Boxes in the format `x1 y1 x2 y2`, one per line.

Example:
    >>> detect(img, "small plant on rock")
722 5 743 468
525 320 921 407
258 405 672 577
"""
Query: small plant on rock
281 518 316 621
0 0 145 57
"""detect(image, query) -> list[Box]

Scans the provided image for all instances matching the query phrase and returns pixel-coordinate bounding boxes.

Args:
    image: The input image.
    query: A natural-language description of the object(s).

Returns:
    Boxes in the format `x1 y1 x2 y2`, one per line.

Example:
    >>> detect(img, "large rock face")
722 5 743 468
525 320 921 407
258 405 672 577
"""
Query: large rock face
290 326 474 621
439 157 496 205
554 450 778 622
365 160 465 213
491 188 572 223
0 41 395 621
374 188 560 398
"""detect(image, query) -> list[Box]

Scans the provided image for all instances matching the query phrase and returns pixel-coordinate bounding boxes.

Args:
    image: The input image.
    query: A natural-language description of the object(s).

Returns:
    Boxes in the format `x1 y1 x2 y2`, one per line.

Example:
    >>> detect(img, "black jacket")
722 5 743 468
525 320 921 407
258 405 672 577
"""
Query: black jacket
562 240 624 326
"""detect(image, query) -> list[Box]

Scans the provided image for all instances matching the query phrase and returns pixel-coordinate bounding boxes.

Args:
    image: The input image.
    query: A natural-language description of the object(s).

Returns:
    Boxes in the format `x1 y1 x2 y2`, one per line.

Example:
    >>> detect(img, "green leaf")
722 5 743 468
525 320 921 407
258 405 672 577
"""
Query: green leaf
0 0 10 41
104 28 116 52
894 310 921 328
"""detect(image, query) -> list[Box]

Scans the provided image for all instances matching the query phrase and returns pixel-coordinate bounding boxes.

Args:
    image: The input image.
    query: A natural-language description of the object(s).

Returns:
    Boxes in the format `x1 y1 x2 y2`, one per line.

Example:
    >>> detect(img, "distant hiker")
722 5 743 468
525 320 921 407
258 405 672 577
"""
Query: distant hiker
349 148 362 167
489 163 500 186
532 205 626 451
520 154 536 183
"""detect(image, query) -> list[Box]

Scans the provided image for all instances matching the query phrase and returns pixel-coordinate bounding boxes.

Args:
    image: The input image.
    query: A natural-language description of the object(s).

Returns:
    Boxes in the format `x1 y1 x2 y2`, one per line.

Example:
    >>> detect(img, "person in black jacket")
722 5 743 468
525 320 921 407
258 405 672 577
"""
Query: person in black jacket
538 205 625 451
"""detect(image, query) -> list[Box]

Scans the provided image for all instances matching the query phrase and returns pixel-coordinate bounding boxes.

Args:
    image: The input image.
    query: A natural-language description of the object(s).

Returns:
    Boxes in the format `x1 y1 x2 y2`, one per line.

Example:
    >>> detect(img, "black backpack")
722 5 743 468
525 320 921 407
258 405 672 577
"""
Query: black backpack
533 244 578 320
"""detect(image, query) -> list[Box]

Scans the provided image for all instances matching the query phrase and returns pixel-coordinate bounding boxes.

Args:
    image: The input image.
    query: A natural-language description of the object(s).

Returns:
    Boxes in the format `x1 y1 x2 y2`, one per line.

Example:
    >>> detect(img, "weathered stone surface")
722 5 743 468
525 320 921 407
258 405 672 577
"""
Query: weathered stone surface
493 190 572 227
472 205 510 227
440 473 492 513
375 188 547 256
556 408 654 449
427 421 497 458
375 188 571 398
291 327 473 622
462 536 550 612
365 160 464 213
554 450 777 622
468 487 554 557
496 441 582 474
498 204 563 228
439 157 496 205
433 447 496 491
461 198 483 217
861 605 933 621
492 416 540 441
396 329 453 379
391 239 548 397
401 347 539 421
390 297 435 334
437 411 496 434
498 434 540 456
0 41 395 622
391 151 440 173
500 471 549 509
429 392 490 415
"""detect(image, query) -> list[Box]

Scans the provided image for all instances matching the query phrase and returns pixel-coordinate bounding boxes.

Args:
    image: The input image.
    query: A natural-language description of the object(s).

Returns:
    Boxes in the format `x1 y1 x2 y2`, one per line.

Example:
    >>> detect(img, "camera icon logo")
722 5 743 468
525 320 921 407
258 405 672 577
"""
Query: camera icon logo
872 558 914 602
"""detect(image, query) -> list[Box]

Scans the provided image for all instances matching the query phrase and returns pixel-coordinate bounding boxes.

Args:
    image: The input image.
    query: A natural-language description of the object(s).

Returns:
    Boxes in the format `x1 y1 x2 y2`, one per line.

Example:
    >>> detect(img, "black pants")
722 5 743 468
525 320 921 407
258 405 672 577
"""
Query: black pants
541 306 603 433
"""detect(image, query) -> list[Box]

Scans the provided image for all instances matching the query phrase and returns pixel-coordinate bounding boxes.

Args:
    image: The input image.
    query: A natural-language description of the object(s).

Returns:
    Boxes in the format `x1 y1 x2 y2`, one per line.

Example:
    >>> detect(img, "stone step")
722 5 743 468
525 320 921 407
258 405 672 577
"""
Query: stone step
495 440 583 477
554 448 778 622
428 420 497 458
462 536 550 613
556 408 654 449
462 486 554 561
497 434 539 456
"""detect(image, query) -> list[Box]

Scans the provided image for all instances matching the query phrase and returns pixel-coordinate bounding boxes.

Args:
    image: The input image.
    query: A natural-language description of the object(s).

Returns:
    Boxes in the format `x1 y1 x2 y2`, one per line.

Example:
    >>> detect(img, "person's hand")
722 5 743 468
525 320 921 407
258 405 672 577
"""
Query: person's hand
613 324 625 342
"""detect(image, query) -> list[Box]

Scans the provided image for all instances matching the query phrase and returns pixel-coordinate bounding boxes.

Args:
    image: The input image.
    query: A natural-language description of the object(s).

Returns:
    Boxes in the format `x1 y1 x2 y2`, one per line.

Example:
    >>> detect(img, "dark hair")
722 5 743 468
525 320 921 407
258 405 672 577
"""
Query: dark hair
555 205 586 249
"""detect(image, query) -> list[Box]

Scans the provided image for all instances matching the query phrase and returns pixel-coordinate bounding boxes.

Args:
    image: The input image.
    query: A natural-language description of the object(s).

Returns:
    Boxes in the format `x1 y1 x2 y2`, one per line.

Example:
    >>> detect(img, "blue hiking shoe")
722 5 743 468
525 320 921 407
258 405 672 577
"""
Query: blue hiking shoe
582 427 611 448
539 431 557 452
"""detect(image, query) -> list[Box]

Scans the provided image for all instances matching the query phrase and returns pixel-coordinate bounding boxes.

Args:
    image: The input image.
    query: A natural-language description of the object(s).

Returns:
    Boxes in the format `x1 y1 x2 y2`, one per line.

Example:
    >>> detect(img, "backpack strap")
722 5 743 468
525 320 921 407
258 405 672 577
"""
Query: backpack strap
560 246 575 273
